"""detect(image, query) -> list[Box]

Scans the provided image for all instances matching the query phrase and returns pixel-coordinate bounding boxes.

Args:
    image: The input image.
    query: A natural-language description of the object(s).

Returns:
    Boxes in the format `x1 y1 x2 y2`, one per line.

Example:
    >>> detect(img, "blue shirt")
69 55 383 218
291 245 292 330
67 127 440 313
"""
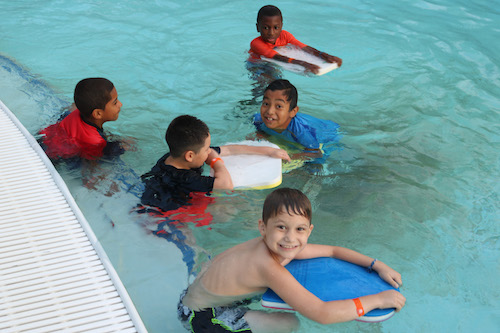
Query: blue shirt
253 113 340 149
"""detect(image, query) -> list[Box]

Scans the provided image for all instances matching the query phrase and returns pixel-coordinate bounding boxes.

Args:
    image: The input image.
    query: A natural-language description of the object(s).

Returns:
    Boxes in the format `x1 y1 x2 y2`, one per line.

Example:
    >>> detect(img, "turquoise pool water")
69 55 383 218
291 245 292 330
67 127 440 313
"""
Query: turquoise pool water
1 0 499 332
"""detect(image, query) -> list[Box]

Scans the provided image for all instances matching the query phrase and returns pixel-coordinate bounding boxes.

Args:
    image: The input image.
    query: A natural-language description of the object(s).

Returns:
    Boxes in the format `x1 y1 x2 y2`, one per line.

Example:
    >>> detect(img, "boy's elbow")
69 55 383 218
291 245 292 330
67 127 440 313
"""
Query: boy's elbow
316 317 332 325
314 313 343 325
306 303 348 325
313 307 334 325
222 179 234 190
214 178 234 190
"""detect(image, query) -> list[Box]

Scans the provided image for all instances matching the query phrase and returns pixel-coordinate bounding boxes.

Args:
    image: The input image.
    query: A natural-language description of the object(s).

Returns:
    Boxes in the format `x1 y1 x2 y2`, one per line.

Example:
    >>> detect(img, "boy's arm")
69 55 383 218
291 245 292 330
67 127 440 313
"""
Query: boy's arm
103 134 137 155
290 148 323 161
262 259 405 324
295 244 402 288
272 54 321 74
271 46 342 74
302 46 343 66
219 145 291 162
206 149 233 190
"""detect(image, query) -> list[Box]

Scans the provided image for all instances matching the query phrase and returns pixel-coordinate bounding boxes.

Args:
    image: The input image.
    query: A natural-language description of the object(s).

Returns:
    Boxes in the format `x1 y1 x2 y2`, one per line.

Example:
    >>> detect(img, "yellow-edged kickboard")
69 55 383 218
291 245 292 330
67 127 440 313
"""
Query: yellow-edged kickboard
213 140 282 190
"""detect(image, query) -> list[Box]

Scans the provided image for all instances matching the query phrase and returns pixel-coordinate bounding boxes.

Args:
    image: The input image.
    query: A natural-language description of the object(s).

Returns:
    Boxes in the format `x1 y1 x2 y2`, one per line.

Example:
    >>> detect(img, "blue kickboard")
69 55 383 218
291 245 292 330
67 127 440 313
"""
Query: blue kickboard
261 257 399 322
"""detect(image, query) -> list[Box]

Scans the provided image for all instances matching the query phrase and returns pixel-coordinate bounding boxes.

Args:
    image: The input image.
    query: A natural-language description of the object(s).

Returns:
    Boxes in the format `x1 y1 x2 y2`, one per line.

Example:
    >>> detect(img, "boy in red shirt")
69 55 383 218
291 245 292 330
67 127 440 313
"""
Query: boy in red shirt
39 78 124 160
249 5 343 74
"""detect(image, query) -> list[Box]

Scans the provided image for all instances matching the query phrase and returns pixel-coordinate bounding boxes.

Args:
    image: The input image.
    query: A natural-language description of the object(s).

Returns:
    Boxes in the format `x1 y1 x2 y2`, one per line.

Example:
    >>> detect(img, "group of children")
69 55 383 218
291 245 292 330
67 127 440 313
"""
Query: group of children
38 5 405 333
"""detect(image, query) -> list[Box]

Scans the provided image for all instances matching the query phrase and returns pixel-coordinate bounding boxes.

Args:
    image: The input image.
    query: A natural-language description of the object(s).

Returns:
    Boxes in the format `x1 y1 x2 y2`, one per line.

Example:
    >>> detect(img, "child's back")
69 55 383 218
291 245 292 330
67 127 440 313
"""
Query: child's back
182 238 267 311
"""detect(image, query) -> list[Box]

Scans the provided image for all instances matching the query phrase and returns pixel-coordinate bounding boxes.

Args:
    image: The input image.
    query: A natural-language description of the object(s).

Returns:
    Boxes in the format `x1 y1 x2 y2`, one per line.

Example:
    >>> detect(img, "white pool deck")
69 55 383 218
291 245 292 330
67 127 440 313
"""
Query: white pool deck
0 100 147 332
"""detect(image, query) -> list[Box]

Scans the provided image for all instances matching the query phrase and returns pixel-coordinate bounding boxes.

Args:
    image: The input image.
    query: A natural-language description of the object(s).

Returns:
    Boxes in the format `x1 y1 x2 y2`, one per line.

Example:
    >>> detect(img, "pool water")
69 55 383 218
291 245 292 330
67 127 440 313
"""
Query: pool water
1 0 499 332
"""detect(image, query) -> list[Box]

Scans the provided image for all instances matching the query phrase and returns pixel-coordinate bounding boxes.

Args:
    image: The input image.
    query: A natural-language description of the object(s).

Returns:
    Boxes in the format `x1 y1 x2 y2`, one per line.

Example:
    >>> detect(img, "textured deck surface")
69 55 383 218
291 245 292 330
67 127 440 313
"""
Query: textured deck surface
0 100 146 333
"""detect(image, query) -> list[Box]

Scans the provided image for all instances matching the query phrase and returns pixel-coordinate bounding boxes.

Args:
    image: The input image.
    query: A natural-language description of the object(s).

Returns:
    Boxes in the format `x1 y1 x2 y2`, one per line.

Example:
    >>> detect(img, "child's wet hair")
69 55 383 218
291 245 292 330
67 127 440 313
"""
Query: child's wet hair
166 115 209 158
257 5 282 23
262 188 312 224
74 78 114 119
265 79 298 111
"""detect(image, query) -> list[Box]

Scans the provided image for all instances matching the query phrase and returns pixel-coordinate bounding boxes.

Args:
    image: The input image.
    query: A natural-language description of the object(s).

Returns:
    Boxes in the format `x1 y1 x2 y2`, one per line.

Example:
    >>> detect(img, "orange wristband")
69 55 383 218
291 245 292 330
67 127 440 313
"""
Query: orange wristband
287 57 295 63
353 298 364 316
210 157 223 168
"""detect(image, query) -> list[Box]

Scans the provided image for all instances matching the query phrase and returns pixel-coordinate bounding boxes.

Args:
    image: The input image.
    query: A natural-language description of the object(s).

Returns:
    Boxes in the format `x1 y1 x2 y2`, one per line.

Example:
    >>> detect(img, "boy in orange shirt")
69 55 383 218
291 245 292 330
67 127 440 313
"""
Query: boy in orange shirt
249 5 342 74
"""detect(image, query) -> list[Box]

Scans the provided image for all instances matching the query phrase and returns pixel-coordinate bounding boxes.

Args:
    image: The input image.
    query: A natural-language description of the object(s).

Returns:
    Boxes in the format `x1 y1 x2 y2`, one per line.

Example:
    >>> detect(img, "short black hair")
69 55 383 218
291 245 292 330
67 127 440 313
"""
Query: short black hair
166 115 210 158
262 188 312 224
264 79 298 111
74 78 114 119
257 5 282 23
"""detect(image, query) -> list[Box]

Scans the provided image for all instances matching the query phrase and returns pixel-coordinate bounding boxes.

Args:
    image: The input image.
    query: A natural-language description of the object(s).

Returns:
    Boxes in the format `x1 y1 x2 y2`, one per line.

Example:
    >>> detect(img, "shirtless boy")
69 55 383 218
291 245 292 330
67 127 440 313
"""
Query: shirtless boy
179 188 406 332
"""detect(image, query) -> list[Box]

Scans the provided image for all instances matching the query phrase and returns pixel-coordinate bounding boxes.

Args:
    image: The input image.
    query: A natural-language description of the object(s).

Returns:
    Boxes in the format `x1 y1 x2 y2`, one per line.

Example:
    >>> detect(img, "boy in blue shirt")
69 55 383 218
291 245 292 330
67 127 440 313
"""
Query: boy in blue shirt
253 79 341 158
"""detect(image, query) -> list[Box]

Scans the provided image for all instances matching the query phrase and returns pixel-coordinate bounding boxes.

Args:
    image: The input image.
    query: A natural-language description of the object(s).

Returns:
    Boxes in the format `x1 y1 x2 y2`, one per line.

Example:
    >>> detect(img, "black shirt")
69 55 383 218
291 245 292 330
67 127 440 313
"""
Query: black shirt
140 147 220 212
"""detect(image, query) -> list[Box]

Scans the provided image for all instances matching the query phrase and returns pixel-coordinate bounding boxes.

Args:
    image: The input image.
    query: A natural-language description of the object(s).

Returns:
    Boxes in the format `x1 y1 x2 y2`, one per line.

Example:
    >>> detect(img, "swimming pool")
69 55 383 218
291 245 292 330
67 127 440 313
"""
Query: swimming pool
1 0 499 332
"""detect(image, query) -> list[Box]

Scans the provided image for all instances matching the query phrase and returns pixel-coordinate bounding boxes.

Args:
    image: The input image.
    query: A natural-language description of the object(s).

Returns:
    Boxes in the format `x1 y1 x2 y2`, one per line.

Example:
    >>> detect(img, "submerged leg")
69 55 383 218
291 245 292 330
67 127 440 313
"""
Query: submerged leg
244 310 300 333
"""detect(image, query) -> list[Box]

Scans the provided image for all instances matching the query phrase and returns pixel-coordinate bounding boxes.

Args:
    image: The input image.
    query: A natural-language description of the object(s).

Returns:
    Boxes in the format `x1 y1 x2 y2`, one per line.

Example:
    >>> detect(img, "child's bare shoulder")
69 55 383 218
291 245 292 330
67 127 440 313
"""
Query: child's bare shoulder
225 238 278 269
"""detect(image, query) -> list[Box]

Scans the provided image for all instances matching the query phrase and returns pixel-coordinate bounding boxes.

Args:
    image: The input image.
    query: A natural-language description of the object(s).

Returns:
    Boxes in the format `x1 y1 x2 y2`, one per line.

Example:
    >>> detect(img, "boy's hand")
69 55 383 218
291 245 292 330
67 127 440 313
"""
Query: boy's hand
269 148 291 162
323 54 342 67
377 290 406 312
299 61 321 74
374 261 403 288
205 148 220 164
120 137 137 151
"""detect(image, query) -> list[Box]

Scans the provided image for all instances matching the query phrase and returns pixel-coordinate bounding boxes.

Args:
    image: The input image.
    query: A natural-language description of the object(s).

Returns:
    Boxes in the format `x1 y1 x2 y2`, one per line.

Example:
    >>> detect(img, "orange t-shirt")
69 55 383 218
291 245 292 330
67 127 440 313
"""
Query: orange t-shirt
249 30 307 59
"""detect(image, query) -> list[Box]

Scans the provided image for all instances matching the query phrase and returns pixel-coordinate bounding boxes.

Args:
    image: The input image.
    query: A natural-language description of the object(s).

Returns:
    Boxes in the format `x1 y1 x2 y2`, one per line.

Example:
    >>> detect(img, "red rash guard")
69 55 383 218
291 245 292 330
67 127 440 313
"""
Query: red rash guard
40 109 107 160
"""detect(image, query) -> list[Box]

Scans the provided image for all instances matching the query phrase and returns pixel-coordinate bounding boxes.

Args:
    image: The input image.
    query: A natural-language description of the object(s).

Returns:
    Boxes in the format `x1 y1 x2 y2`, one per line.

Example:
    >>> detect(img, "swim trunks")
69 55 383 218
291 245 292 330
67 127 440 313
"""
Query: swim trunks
178 290 252 333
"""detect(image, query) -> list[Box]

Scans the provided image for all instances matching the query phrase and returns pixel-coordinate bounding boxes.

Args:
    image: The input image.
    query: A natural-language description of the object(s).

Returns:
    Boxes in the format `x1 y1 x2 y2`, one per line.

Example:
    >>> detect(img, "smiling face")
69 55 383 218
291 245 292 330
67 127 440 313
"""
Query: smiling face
257 15 283 45
259 210 313 263
260 89 298 132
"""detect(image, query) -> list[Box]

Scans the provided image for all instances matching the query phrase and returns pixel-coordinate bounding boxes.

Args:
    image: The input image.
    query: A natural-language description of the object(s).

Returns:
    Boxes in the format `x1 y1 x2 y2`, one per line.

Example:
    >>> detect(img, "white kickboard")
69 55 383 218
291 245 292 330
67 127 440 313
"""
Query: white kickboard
211 141 282 190
262 45 338 76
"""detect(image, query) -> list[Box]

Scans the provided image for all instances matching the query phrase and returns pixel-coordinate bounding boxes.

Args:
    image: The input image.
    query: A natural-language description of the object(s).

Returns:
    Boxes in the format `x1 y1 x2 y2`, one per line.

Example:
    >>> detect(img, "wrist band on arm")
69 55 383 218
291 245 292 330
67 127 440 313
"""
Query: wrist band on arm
368 259 377 272
352 298 364 317
210 157 223 168
287 57 295 63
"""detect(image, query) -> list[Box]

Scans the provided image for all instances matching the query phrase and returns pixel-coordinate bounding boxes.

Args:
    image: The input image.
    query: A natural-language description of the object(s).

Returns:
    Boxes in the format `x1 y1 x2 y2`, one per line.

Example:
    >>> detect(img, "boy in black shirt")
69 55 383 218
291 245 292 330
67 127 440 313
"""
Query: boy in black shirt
141 115 290 212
